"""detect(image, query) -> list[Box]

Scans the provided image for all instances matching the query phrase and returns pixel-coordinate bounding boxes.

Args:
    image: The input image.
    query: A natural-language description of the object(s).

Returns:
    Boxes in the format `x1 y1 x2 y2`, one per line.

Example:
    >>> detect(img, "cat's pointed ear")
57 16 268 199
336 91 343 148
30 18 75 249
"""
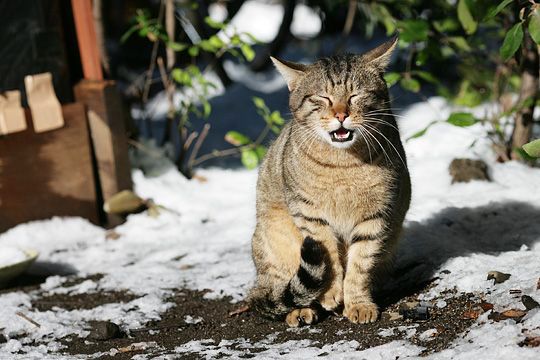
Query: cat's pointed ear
363 36 399 71
270 57 308 91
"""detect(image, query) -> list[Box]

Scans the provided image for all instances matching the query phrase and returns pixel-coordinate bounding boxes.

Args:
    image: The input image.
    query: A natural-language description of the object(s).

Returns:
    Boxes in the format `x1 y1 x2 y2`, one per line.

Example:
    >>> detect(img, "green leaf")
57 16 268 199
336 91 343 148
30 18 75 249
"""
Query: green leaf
454 80 483 107
514 147 536 161
188 46 199 57
522 139 540 157
208 35 225 49
168 42 188 52
433 18 460 33
457 0 477 35
225 131 251 146
199 40 217 52
171 69 192 86
373 4 396 35
448 36 471 51
529 9 540 45
398 20 429 43
255 145 267 160
270 111 284 125
202 101 211 117
447 112 478 127
414 71 438 84
252 97 266 109
400 78 421 93
241 44 255 61
407 121 437 141
204 16 226 30
407 127 429 140
384 72 401 87
241 148 259 169
484 0 514 20
500 22 524 61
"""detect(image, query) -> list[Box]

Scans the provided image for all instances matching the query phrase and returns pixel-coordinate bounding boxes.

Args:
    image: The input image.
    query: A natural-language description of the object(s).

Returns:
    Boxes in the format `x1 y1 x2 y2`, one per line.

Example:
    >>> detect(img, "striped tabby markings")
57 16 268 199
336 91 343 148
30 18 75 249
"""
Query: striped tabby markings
291 212 329 226
299 148 361 169
343 237 382 323
350 216 386 244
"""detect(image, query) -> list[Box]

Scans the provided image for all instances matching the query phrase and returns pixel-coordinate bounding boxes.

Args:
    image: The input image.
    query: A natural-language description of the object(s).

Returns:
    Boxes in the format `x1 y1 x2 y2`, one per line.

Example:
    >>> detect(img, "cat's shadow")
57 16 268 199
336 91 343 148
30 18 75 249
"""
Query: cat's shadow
376 200 540 308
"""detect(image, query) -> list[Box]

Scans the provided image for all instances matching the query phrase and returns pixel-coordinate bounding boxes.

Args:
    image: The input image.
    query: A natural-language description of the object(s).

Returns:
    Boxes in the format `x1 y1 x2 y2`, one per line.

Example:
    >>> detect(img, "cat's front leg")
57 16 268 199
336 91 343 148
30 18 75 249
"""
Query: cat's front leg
343 217 386 324
291 212 344 312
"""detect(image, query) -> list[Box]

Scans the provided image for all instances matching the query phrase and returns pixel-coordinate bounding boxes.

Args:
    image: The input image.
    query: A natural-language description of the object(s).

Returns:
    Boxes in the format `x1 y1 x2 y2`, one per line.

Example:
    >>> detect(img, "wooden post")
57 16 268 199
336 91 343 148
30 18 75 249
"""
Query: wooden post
71 0 103 81
74 80 132 200
71 0 132 226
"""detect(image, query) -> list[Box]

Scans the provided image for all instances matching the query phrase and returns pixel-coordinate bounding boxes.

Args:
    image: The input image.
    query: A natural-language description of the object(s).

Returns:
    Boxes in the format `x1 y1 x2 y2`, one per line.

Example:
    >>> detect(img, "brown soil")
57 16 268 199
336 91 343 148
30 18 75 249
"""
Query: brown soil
17 281 479 359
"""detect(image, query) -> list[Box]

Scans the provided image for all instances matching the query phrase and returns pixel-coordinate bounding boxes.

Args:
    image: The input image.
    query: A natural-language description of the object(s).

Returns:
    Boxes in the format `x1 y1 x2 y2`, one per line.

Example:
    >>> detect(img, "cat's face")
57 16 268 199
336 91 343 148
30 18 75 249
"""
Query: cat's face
272 37 397 149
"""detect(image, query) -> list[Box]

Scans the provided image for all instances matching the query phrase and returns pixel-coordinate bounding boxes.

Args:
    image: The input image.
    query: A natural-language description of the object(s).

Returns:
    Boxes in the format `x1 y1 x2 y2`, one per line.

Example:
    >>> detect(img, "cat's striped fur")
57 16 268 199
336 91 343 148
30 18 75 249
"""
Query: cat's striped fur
248 37 411 327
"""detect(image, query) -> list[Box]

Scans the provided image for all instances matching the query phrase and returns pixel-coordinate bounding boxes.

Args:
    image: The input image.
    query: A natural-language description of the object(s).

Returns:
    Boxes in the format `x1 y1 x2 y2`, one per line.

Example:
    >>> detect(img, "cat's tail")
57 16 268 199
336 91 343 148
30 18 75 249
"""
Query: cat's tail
248 237 331 320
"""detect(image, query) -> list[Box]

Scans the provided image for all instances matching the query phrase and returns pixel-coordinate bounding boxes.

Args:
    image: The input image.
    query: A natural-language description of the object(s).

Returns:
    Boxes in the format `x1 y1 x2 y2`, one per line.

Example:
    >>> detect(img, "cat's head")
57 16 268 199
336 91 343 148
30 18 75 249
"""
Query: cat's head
271 37 397 149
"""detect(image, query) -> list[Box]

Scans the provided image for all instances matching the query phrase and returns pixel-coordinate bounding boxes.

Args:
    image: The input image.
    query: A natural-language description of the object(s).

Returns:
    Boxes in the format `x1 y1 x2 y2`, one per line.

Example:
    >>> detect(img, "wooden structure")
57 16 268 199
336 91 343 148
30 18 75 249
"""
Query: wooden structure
0 0 132 232
0 104 99 230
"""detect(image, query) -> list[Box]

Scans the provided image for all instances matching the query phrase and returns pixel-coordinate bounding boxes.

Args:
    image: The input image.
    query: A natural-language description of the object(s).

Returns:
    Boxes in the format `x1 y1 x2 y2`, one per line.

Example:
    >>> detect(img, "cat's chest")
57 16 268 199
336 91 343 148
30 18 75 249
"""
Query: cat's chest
310 167 390 208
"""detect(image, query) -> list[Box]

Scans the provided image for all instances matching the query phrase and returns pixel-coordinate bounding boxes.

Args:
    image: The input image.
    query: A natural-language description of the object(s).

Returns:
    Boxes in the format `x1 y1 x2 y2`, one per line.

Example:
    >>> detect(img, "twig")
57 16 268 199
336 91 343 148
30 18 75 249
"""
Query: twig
156 56 176 121
192 122 273 167
127 139 164 158
229 305 250 317
343 0 358 37
187 124 211 173
15 312 41 328
142 0 165 104
333 0 357 53
183 131 198 151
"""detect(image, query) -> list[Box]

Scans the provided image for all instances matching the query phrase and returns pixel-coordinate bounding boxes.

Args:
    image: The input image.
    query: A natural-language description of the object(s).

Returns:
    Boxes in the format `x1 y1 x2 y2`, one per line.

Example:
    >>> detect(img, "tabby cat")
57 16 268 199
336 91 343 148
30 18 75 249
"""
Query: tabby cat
248 37 411 327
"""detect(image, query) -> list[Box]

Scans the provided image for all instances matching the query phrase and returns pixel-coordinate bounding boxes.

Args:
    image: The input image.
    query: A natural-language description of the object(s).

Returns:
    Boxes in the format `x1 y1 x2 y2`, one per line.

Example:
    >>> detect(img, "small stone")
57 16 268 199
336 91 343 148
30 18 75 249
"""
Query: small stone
520 336 540 348
479 302 494 312
399 303 429 321
449 158 490 183
88 321 123 341
500 309 527 320
487 271 511 284
0 333 7 344
382 311 403 321
105 230 121 240
463 309 481 319
436 300 447 309
522 295 540 310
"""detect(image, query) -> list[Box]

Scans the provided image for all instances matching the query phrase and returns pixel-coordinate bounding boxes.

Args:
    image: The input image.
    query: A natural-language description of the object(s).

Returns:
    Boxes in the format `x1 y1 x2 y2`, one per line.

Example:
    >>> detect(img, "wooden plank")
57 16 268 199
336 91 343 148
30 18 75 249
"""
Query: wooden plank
74 79 132 226
71 0 103 81
0 103 99 233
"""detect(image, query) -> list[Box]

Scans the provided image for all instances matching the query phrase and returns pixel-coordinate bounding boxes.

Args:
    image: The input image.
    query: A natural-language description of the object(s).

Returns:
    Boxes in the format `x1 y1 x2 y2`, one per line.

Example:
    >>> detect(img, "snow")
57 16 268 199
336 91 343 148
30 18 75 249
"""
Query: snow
209 1 321 43
0 247 28 268
1 96 539 358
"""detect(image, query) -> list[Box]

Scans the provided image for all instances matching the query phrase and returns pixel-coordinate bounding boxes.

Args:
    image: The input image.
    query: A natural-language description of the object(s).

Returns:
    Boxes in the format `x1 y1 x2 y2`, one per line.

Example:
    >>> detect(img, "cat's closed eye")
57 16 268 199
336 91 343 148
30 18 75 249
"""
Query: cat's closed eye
347 94 360 106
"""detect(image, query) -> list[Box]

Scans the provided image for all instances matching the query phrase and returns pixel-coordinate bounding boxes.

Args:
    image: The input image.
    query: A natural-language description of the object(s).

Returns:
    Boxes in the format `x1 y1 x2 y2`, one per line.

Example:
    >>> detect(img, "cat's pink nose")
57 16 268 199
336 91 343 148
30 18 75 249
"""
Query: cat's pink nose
335 112 348 122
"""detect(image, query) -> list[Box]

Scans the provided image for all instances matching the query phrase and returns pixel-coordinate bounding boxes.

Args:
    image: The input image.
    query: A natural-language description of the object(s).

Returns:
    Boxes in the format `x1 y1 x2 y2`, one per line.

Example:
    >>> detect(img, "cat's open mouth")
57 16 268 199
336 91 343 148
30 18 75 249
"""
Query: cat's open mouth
330 127 354 142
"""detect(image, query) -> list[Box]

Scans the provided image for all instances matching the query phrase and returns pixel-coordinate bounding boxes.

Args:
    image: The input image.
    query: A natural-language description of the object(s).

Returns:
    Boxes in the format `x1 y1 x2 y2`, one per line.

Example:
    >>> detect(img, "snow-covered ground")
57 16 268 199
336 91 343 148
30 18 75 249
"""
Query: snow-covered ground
1 97 539 359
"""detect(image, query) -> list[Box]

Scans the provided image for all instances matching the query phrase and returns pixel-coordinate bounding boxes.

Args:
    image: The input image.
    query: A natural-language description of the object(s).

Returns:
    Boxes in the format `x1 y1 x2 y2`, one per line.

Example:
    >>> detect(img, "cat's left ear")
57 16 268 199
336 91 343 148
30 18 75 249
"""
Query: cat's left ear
363 36 399 71
270 57 308 91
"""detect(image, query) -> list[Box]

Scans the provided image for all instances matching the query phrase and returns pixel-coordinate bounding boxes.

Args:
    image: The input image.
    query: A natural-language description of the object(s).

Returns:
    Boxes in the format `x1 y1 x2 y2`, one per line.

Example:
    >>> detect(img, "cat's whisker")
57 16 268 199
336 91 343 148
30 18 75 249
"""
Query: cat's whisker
362 123 406 168
362 118 400 132
360 124 393 166
356 128 373 163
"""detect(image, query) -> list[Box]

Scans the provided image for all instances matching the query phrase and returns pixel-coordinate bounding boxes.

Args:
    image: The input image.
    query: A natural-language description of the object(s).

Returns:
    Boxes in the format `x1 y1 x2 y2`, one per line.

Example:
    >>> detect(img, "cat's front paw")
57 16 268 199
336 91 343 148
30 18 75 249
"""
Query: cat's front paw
319 284 343 311
285 308 318 327
343 302 379 324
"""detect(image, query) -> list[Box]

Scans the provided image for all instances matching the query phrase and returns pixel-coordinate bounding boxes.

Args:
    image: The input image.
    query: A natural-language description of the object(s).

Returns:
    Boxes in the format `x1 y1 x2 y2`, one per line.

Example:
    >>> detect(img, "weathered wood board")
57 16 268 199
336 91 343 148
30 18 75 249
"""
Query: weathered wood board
0 103 99 233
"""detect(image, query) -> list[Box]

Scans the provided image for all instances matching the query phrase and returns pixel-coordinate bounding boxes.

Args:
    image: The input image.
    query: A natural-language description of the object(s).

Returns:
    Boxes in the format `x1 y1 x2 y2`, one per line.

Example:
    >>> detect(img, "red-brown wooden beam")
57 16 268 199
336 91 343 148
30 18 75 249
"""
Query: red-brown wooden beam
71 0 103 81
